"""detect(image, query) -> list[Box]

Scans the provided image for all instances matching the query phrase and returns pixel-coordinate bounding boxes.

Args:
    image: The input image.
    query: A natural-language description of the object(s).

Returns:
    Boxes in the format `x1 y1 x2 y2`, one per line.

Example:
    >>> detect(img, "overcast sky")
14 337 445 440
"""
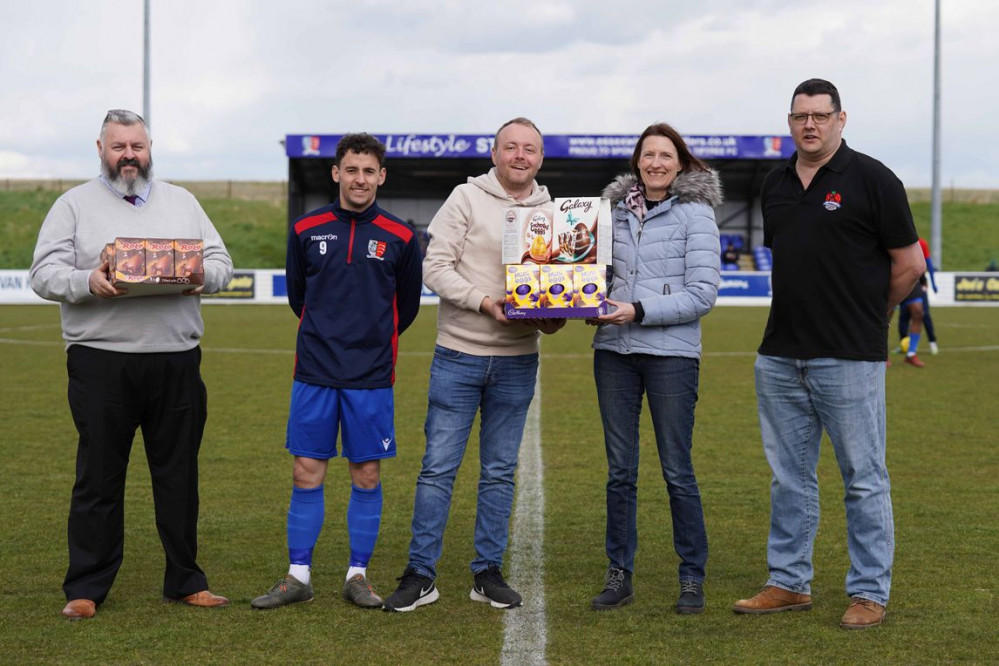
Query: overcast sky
1 0 995 187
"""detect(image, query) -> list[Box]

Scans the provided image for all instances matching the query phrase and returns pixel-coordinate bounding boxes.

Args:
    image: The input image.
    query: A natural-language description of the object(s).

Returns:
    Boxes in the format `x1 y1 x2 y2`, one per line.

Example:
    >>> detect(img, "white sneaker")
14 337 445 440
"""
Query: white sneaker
930 342 939 355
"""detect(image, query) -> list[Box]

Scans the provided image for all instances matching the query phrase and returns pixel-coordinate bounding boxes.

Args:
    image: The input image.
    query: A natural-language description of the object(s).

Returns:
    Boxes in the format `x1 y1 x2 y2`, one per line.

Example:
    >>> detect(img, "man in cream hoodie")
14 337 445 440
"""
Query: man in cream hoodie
384 118 563 612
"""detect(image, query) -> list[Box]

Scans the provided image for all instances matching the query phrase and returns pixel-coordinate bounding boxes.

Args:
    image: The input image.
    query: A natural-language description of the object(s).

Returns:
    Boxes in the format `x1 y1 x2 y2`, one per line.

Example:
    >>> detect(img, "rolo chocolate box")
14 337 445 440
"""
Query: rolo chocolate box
145 238 175 277
174 239 204 277
106 236 204 297
113 237 146 282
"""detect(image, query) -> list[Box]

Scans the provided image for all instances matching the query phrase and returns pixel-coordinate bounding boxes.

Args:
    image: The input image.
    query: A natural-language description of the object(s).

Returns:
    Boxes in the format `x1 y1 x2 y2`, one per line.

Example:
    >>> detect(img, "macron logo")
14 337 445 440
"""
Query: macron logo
382 437 392 451
310 233 338 241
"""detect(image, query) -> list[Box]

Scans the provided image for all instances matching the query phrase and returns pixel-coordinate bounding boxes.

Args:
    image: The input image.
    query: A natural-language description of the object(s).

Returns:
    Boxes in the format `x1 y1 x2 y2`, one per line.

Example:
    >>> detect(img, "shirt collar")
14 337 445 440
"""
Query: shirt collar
785 139 853 175
100 175 153 206
332 198 379 223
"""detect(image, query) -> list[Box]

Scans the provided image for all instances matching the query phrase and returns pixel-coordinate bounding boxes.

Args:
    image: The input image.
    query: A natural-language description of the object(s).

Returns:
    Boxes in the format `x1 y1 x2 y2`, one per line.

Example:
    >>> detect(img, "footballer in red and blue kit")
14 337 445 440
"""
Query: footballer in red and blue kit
250 134 423 612
284 196 422 461
283 198 421 589
286 198 423 390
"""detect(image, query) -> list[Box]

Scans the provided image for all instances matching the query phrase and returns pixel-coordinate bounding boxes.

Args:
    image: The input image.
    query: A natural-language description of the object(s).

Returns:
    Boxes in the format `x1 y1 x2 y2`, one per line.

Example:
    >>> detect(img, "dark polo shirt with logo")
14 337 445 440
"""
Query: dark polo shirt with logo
758 140 917 361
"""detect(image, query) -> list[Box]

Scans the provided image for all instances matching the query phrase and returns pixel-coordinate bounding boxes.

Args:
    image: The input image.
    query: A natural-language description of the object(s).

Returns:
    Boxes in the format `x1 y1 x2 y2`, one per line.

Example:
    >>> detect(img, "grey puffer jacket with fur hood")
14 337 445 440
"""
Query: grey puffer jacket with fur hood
592 168 722 359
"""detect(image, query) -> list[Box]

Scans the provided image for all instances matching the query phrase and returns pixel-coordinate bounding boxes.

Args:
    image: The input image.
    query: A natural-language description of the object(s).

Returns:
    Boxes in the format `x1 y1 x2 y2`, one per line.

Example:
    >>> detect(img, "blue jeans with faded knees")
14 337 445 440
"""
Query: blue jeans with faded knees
408 346 539 579
594 350 707 583
755 354 894 606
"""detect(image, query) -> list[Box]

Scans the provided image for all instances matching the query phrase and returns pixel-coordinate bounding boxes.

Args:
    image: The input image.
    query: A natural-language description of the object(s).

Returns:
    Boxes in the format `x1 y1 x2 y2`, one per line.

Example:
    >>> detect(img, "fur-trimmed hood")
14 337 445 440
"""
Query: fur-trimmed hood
601 168 724 208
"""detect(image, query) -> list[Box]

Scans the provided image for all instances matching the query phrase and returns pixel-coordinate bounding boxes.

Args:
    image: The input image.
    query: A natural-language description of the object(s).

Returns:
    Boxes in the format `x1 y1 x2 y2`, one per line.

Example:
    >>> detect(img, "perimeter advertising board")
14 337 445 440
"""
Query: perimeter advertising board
953 274 999 302
287 133 794 161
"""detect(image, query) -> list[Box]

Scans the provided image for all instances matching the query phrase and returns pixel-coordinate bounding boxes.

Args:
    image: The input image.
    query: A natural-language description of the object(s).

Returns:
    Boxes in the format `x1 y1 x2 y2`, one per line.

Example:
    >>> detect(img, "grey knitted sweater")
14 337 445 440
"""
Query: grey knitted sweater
30 178 233 352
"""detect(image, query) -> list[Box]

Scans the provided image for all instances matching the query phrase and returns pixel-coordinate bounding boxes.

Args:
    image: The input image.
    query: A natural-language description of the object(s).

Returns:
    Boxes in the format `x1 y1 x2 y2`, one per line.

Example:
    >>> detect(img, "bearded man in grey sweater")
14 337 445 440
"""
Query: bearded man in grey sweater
30 109 233 620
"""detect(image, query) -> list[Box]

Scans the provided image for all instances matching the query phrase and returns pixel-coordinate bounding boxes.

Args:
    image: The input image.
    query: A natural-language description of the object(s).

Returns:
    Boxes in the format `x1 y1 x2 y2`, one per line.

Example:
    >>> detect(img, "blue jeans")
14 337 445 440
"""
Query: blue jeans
594 350 707 582
408 345 539 579
755 354 894 606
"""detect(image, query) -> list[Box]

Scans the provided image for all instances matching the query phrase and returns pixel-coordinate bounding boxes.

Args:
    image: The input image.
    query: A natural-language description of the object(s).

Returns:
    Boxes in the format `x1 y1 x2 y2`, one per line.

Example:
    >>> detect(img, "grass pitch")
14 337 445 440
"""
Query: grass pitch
1 304 996 664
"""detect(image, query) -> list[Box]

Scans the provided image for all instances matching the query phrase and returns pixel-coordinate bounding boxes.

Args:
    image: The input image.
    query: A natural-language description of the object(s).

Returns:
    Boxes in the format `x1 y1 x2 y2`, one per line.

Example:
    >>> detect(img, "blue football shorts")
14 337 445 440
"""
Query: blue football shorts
901 281 924 307
286 381 396 462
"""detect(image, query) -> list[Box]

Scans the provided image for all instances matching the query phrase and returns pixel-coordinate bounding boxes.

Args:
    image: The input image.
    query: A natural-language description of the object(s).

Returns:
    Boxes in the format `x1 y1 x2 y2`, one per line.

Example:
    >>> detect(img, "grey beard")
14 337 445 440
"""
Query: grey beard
101 158 153 197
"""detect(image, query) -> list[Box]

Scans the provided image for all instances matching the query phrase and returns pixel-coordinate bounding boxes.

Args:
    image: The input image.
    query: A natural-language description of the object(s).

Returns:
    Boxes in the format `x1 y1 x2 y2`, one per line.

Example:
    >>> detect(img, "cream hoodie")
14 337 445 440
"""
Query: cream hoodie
424 168 553 356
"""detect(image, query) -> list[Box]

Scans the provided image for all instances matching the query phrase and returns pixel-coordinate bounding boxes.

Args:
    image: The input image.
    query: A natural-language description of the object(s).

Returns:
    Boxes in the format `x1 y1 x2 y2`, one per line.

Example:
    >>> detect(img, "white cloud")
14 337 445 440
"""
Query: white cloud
0 0 996 186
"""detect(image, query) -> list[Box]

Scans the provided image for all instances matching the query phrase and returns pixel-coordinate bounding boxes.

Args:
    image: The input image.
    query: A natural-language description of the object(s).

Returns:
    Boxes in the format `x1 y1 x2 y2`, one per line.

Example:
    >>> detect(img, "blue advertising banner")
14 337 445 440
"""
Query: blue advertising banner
287 134 793 161
272 273 436 302
718 274 772 298
272 274 287 298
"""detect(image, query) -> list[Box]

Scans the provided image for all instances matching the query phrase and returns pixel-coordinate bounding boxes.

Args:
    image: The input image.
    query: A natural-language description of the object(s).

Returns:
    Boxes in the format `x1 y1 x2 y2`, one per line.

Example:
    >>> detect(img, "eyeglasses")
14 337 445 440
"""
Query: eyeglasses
788 111 839 125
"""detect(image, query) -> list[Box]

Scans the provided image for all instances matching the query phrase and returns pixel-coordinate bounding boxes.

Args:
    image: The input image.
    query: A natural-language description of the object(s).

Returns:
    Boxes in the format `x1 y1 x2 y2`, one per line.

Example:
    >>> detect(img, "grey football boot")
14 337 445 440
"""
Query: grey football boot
343 574 384 608
250 575 314 609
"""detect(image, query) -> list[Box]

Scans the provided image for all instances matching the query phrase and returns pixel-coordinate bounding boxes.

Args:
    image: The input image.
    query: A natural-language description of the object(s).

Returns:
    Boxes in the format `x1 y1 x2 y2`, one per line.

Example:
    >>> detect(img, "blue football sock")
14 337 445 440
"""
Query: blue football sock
908 332 921 355
288 485 325 566
347 484 382 568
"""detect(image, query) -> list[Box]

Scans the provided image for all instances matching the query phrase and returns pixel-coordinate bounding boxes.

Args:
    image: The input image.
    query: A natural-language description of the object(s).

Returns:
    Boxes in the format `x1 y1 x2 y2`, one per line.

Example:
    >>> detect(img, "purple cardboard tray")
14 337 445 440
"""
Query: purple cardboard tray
505 303 607 319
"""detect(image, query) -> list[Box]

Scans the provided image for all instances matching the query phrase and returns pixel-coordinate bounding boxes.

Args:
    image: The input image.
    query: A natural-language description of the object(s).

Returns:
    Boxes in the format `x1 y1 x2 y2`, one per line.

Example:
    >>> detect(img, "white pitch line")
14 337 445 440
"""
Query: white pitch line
0 324 62 333
0 337 63 347
501 368 547 666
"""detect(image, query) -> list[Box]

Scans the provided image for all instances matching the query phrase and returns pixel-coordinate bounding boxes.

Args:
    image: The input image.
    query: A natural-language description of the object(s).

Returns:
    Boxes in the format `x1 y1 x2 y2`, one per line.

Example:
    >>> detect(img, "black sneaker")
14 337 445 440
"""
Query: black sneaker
382 568 439 612
591 567 634 610
470 565 522 609
676 580 705 614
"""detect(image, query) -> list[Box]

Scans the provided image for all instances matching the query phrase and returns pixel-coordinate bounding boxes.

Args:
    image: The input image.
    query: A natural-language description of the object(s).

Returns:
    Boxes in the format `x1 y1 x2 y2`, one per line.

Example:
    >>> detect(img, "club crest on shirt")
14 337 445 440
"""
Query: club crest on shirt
367 240 387 260
823 191 842 211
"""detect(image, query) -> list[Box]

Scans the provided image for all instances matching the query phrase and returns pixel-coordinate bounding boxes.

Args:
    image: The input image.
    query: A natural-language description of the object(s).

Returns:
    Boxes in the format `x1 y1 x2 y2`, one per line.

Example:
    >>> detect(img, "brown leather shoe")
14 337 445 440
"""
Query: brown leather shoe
166 590 230 608
733 585 812 614
62 599 97 620
840 597 885 629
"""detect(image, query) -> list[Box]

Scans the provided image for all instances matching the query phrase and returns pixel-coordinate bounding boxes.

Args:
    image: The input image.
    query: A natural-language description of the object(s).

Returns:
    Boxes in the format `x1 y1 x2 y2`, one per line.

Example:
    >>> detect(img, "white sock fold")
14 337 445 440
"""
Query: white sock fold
289 564 311 585
346 566 367 582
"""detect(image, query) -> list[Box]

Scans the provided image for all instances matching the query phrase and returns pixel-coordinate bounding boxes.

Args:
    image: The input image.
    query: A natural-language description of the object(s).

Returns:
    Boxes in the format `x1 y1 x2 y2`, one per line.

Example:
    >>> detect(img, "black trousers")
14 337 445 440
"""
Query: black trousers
63 345 209 603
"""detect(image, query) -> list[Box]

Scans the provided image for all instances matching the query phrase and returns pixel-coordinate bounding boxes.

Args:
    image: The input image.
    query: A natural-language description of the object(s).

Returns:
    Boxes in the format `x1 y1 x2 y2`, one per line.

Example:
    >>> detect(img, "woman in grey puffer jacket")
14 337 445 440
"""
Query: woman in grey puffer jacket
587 122 721 614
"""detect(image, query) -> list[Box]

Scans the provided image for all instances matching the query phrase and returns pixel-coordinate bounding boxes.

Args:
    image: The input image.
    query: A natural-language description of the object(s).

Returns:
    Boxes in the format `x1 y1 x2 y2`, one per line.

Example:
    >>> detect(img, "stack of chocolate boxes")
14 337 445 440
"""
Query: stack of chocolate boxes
101 237 204 297
503 197 612 318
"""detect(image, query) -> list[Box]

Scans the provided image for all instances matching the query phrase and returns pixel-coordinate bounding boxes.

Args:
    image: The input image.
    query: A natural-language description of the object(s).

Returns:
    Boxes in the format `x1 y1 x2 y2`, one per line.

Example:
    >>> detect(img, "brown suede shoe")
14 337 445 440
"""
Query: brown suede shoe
840 597 885 629
733 585 812 614
165 590 230 608
62 599 97 620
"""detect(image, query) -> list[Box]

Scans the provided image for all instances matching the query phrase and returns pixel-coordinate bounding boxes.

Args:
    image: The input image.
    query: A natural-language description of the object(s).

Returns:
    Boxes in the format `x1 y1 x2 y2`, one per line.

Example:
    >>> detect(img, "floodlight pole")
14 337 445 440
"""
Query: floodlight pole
930 0 942 267
143 0 151 131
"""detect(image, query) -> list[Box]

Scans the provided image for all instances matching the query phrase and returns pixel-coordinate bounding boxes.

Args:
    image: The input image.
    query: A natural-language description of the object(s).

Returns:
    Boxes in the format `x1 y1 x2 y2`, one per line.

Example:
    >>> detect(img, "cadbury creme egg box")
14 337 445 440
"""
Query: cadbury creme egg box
505 264 540 309
540 265 574 308
573 264 607 307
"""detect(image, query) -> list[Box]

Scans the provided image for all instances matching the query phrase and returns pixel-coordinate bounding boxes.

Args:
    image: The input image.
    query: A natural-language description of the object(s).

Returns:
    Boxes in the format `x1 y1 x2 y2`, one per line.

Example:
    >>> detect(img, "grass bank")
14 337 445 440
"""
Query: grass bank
2 184 997 270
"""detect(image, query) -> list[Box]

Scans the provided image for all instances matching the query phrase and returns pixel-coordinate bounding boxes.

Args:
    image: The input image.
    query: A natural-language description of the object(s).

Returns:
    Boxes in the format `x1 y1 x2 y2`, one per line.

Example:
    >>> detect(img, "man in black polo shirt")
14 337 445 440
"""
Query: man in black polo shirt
732 79 925 629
